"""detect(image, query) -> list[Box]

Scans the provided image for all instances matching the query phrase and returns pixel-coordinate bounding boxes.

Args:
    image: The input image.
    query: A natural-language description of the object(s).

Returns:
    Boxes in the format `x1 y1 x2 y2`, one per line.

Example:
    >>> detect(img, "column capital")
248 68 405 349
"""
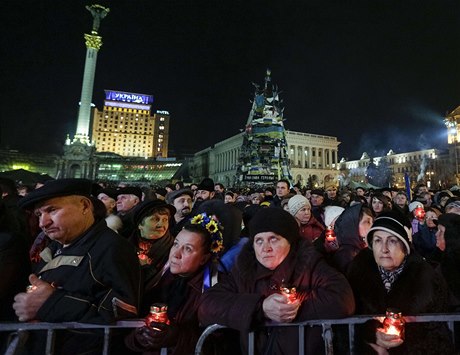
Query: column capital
84 33 103 50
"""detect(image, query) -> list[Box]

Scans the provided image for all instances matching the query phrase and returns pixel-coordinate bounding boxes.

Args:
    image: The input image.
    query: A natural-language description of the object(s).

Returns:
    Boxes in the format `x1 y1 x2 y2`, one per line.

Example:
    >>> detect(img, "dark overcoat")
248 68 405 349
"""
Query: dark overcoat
198 240 355 354
347 248 454 354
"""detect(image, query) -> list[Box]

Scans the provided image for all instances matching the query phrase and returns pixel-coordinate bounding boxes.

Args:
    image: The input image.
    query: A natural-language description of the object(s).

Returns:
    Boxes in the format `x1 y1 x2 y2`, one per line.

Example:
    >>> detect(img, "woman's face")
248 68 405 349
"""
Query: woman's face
138 212 169 240
295 205 311 225
168 229 210 276
372 197 384 213
371 230 406 271
425 211 438 229
253 232 291 270
358 212 374 241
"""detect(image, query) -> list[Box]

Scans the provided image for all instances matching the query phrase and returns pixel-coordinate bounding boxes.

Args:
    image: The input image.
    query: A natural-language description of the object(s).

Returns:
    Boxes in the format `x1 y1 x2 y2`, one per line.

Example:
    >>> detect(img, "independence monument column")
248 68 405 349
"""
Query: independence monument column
74 4 109 143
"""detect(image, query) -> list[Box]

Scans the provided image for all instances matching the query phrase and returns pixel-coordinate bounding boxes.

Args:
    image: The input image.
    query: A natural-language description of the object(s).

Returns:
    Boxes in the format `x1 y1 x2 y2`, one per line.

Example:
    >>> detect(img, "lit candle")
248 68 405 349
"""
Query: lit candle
383 308 405 338
414 207 426 222
280 286 297 303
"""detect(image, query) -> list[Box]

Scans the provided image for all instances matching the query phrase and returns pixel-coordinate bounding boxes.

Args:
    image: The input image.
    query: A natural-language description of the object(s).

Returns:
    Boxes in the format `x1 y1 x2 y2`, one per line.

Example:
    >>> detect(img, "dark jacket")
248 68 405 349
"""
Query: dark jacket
347 248 454 354
332 203 366 273
412 223 437 258
299 215 324 243
198 240 355 354
126 268 209 355
435 213 460 310
29 220 141 354
0 231 30 321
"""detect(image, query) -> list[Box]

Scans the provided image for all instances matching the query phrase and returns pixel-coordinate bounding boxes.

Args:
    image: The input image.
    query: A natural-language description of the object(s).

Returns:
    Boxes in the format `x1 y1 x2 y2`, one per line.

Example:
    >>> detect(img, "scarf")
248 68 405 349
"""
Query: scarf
140 232 174 289
378 258 407 292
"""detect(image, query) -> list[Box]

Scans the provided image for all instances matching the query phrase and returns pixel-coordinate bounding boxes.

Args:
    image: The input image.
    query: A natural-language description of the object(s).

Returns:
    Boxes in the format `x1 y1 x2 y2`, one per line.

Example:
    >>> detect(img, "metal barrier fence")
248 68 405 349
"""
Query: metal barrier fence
195 313 460 355
1 314 459 355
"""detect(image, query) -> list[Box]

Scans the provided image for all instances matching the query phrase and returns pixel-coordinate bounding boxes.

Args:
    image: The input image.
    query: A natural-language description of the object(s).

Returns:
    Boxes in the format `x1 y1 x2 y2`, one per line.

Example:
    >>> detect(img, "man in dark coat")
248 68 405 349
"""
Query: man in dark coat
12 178 141 354
198 208 355 354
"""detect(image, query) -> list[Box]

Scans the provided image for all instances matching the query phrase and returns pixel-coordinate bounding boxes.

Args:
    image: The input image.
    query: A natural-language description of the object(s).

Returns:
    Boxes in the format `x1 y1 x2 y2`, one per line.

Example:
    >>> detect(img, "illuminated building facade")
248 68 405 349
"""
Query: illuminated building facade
92 90 170 158
445 106 460 183
191 131 340 188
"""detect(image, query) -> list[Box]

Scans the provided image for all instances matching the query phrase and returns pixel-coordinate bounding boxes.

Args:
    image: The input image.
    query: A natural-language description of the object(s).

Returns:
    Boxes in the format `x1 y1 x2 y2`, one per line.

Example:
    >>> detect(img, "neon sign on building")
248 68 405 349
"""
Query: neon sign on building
105 90 153 105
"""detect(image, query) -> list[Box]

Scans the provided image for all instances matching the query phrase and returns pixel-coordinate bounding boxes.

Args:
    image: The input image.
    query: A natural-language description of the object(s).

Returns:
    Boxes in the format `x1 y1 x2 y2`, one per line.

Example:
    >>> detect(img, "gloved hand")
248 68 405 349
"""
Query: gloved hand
133 323 179 349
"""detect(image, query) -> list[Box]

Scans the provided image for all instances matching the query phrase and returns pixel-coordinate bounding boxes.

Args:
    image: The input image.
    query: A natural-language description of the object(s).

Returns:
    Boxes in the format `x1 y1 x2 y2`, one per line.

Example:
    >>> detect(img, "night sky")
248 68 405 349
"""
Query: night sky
2 0 460 160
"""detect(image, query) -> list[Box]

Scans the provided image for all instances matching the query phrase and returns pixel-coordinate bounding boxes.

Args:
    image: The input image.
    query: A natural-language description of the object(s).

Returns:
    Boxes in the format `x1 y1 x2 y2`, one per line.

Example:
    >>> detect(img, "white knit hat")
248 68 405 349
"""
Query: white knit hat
288 195 311 217
408 201 424 213
324 206 345 227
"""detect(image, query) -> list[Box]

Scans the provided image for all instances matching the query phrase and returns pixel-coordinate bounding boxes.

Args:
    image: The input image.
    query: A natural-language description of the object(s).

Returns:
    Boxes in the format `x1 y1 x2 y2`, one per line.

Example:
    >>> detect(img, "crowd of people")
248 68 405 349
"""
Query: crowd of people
1 176 460 354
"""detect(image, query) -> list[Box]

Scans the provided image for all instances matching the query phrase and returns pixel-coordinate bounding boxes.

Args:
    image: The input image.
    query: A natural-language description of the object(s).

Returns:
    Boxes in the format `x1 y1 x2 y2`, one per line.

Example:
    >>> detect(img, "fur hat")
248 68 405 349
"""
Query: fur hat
197 177 215 192
18 178 92 209
288 195 310 216
367 211 412 254
249 208 299 244
324 206 345 227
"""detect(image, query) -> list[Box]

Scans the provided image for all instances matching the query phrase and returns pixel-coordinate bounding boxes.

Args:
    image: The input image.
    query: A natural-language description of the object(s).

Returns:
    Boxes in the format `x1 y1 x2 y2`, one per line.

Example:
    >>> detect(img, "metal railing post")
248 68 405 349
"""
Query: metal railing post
45 329 55 355
322 323 333 355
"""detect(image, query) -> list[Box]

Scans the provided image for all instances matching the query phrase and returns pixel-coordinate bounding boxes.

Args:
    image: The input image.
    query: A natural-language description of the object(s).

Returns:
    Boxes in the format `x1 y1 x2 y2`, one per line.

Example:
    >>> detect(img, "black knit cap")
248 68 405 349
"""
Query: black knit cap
18 178 92 209
249 208 300 244
367 211 412 254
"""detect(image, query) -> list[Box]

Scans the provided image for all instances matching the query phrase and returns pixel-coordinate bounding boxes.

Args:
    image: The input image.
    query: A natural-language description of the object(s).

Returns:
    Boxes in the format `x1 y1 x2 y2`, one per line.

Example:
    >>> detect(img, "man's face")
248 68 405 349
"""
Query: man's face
276 182 289 198
394 194 407 208
97 193 116 214
173 194 192 219
326 187 337 199
34 196 93 245
356 188 365 196
418 186 428 194
310 194 324 207
195 190 214 202
224 194 234 204
215 185 224 193
116 194 140 213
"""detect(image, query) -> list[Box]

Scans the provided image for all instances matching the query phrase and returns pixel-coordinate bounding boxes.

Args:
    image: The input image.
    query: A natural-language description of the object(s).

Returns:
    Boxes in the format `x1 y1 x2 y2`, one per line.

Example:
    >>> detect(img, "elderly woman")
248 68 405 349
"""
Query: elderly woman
125 212 224 354
347 211 453 354
129 200 176 289
198 208 355 354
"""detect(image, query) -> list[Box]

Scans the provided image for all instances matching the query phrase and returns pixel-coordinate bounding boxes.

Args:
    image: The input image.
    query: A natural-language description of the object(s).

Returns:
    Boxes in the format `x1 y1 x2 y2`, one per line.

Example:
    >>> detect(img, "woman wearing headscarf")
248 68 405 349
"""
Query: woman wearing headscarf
129 200 176 293
198 208 355 354
347 211 454 354
330 203 374 273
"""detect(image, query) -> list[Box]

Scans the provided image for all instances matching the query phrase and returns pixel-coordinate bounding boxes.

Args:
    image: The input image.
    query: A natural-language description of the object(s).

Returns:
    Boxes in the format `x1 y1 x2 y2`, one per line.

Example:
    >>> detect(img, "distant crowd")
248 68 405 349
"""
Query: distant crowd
1 176 460 354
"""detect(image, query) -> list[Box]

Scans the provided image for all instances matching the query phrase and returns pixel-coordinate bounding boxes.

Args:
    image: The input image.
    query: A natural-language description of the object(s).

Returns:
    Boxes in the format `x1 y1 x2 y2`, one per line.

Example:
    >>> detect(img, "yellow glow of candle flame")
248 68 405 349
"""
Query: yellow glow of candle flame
385 325 400 336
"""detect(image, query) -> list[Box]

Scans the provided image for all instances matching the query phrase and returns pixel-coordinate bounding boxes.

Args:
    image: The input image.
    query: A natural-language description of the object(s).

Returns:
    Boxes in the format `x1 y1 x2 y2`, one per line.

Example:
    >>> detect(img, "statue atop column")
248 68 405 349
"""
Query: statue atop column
86 4 110 34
